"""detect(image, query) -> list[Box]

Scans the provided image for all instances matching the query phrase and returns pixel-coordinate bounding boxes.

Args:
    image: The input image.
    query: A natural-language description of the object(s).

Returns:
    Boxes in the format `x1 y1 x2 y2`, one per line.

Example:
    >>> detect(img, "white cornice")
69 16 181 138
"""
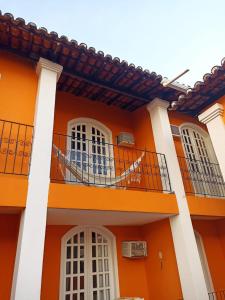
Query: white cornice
146 97 170 112
36 57 63 81
198 103 224 124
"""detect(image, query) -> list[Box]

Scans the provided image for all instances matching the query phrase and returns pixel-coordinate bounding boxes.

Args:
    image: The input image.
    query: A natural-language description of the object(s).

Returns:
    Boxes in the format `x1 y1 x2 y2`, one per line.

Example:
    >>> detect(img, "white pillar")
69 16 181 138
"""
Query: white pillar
198 103 225 180
147 98 208 300
11 58 63 300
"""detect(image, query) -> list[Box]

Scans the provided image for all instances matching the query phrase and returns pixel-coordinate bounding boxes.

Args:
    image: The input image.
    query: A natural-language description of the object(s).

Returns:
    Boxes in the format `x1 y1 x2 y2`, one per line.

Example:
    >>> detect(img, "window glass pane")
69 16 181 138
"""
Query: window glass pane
80 276 84 289
80 261 84 273
66 262 71 274
93 291 97 300
93 275 97 288
80 232 84 244
73 261 78 274
92 260 97 272
80 246 84 258
73 246 78 258
98 245 102 257
67 247 71 259
73 277 77 290
98 259 103 272
99 274 103 287
92 246 96 257
66 277 71 291
92 232 96 243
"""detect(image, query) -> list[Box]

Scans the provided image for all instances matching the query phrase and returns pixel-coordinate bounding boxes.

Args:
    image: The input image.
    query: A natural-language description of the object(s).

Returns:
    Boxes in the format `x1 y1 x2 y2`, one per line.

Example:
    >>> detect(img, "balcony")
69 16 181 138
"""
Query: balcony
51 133 172 193
178 156 225 198
0 119 33 176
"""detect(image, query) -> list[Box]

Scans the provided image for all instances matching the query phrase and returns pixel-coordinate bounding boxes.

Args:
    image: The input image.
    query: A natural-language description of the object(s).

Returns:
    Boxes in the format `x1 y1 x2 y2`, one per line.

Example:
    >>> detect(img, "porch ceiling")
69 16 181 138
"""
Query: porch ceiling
47 208 173 226
0 11 183 112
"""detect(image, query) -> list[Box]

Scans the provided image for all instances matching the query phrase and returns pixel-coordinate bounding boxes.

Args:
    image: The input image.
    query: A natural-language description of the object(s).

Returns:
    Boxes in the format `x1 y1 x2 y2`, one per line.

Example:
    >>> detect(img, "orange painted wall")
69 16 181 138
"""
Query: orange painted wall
41 225 149 300
0 214 20 300
0 51 37 125
54 92 134 144
142 219 182 300
192 219 225 291
216 218 225 259
41 221 181 300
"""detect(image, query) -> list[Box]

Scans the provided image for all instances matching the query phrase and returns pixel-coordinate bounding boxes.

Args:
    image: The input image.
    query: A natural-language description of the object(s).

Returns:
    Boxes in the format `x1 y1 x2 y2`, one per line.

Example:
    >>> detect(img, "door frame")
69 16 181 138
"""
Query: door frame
194 231 214 294
59 225 120 300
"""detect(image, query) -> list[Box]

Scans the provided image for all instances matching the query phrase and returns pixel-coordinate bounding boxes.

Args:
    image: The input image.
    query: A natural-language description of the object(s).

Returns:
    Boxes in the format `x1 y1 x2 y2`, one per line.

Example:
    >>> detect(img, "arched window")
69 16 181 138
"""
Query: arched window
67 118 114 184
60 226 119 300
180 123 224 196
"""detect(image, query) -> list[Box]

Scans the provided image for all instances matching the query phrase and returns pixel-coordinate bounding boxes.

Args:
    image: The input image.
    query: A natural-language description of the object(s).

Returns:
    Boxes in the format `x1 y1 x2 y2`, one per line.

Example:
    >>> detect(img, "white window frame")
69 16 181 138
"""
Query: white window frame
59 225 120 300
66 118 115 184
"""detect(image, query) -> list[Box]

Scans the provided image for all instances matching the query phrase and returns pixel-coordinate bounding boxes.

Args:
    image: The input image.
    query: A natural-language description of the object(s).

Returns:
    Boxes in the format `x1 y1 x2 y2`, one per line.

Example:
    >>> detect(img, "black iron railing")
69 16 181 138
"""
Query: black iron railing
178 156 225 198
51 133 172 192
0 119 33 175
208 290 225 299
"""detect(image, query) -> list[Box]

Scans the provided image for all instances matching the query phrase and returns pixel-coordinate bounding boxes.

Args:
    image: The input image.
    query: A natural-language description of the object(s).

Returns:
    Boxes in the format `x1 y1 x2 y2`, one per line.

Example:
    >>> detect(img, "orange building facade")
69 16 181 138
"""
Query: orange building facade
0 12 225 300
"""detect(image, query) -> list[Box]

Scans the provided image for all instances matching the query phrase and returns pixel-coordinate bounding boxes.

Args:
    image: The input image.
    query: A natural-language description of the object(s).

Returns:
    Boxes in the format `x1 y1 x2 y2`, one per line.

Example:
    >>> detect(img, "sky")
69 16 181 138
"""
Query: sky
1 0 225 87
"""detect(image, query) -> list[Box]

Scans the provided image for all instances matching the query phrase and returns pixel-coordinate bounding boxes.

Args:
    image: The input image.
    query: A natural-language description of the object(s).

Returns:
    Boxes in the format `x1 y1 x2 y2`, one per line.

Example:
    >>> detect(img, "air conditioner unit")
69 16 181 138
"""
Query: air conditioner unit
122 241 147 258
117 132 135 147
170 125 181 138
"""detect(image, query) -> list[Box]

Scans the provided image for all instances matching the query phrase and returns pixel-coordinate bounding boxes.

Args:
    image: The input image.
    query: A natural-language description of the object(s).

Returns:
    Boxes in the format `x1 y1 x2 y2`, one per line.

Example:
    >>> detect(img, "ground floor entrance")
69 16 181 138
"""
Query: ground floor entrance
60 226 119 300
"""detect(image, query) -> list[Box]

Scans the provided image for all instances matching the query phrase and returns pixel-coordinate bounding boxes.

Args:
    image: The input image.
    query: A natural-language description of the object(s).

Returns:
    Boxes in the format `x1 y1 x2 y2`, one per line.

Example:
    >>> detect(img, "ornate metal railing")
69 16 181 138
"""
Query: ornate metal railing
0 119 33 175
51 133 172 192
208 290 225 299
178 156 225 197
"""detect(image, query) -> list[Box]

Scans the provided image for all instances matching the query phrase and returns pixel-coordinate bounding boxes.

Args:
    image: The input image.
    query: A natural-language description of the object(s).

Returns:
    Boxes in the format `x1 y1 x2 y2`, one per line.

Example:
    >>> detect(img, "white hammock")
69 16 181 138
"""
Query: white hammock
52 144 145 186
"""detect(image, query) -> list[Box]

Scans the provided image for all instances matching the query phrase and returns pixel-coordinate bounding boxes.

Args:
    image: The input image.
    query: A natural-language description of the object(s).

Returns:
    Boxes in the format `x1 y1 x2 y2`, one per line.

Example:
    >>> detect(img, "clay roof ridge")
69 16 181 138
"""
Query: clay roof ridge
0 10 163 81
171 57 225 111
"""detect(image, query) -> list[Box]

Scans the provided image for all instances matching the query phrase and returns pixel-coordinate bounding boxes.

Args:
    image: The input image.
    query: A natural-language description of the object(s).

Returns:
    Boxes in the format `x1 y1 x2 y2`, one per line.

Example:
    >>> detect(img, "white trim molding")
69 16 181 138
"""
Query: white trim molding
147 98 209 300
36 57 63 81
198 103 225 181
11 58 63 300
198 103 224 124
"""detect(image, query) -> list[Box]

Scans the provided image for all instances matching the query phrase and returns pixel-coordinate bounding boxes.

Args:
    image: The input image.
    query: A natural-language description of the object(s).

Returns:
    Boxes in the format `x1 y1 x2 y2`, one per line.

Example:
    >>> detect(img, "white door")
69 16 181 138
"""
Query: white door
181 126 224 197
60 227 118 300
67 119 114 185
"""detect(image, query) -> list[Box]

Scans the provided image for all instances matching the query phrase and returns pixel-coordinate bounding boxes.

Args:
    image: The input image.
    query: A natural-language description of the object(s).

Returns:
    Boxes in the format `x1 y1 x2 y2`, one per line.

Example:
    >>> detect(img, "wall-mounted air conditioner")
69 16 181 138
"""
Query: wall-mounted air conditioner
122 241 147 258
170 125 181 138
117 132 135 147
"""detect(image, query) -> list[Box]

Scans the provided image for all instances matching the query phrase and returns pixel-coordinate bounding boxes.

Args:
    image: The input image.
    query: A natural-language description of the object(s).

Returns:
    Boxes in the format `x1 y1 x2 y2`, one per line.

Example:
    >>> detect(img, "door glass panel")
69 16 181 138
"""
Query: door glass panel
64 232 85 299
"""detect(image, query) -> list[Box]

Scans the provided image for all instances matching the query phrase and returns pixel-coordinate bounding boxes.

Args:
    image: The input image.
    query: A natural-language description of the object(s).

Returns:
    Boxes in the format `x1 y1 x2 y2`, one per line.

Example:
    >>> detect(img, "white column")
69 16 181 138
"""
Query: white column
198 103 225 180
11 58 63 300
147 98 208 300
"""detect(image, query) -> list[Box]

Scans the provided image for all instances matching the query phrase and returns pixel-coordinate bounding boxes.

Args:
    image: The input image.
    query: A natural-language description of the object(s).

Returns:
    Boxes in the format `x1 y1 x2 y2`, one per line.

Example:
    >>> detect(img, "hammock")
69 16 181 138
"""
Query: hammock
52 144 145 186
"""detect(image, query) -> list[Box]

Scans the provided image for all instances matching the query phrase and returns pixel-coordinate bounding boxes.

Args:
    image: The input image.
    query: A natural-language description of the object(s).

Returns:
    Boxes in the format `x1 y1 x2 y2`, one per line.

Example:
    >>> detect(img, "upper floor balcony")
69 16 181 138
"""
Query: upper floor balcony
1 118 225 200
50 132 172 193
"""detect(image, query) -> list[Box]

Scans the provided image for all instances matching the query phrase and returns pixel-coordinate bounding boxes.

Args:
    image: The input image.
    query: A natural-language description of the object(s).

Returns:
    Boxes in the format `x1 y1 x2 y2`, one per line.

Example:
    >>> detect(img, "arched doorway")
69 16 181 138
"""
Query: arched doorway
60 226 119 300
180 123 224 197
67 118 114 185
